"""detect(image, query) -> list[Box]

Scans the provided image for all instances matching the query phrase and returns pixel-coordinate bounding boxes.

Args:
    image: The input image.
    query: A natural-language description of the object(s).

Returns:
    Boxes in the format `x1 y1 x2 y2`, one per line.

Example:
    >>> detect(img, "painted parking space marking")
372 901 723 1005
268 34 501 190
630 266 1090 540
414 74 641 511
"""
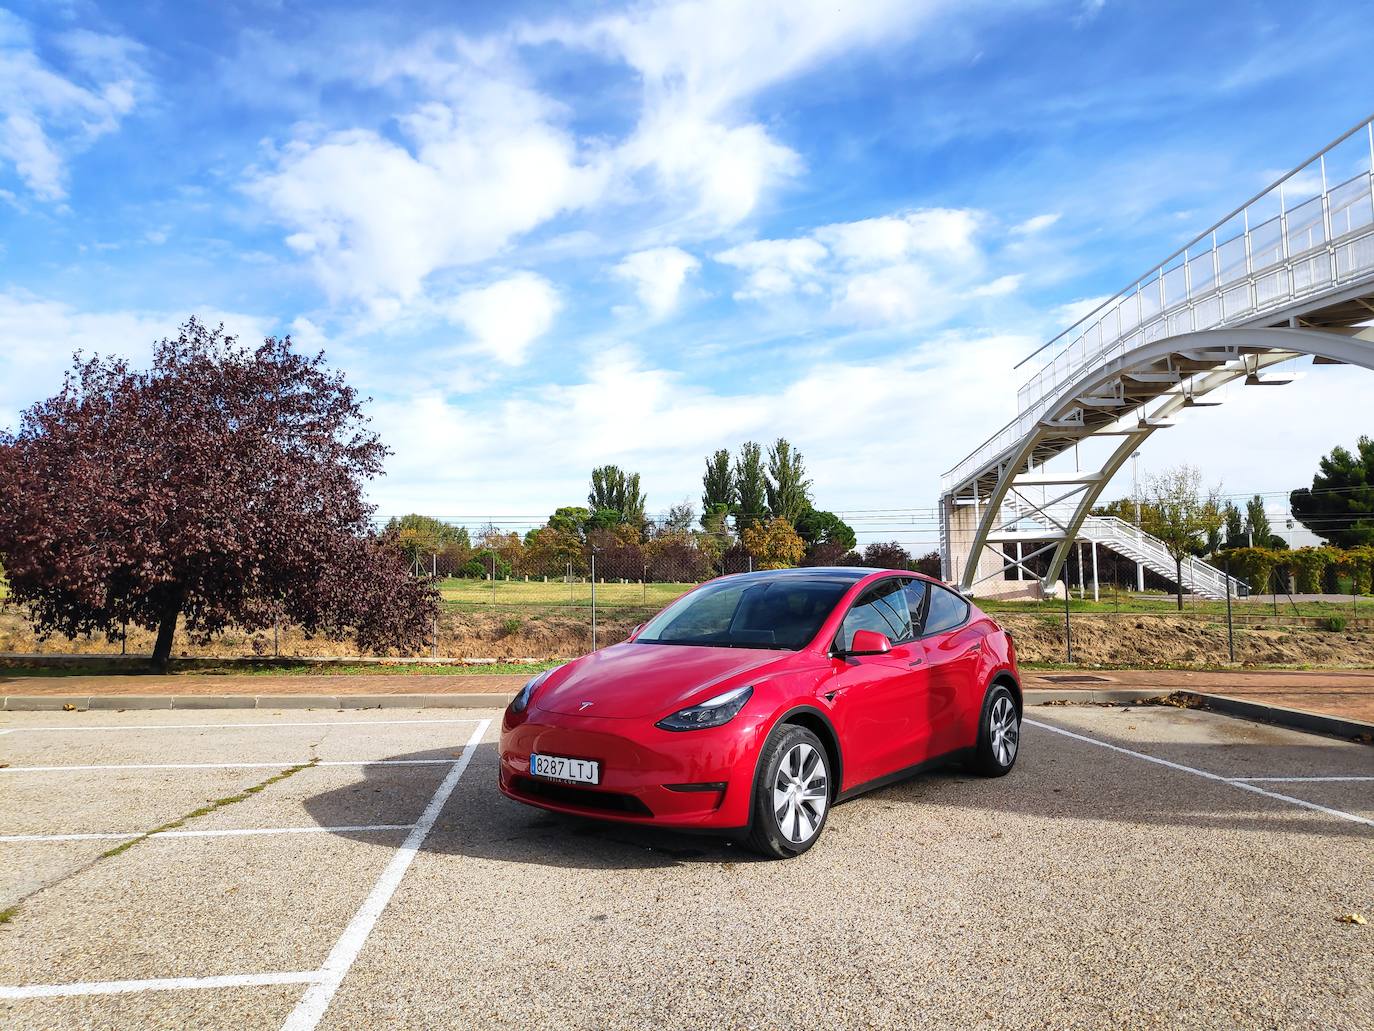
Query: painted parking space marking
278 718 490 1031
0 717 491 1009
0 759 455 773
0 824 415 844
1231 776 1374 782
1025 717 1374 829
2 717 484 734
0 970 324 1001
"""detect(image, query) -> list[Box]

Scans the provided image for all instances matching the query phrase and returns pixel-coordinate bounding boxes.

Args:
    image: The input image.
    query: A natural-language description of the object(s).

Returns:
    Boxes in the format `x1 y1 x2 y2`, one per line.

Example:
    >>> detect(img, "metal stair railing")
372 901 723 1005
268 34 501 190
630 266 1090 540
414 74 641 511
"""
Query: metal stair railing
1000 499 1243 599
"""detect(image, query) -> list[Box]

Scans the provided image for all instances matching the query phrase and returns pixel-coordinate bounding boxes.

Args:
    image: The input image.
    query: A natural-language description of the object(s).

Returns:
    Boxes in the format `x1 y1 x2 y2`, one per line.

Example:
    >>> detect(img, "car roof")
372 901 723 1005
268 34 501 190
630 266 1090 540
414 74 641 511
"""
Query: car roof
715 566 875 585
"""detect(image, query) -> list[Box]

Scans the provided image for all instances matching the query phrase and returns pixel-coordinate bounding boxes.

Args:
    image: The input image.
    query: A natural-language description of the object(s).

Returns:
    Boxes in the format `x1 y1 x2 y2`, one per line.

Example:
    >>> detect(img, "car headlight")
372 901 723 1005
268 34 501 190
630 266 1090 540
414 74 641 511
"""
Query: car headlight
510 666 559 714
656 685 753 732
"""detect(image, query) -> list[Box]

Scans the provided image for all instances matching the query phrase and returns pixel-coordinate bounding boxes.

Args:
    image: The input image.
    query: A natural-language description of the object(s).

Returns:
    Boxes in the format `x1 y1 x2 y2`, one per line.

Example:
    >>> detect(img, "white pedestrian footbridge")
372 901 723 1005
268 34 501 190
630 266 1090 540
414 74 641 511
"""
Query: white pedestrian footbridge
941 115 1374 599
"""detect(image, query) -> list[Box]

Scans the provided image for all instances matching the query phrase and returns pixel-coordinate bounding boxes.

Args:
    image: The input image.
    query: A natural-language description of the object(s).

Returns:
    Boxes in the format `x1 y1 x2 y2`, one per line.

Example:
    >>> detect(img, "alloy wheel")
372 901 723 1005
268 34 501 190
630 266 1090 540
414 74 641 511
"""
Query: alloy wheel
772 742 828 844
990 695 1019 767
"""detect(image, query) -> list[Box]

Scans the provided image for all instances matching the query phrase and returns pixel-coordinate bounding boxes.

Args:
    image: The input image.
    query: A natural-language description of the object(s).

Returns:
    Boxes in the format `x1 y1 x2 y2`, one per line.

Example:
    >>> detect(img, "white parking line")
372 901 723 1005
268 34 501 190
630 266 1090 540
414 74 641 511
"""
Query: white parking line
279 718 491 1031
1231 776 1374 782
0 970 324 1001
0 759 455 773
0 824 416 844
1025 718 1374 829
2 717 484 734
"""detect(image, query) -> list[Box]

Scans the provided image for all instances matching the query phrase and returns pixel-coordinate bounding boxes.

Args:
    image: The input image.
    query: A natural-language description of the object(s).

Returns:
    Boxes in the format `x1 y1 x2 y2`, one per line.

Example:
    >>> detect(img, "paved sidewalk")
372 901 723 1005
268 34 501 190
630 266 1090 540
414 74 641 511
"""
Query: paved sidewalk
1025 669 1374 724
3 667 1372 724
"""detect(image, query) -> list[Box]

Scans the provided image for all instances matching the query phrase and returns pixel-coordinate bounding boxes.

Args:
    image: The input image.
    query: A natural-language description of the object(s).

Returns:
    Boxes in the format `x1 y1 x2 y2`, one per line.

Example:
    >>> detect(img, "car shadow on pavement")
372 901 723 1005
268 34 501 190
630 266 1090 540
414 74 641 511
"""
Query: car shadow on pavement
299 725 1372 871
300 742 766 870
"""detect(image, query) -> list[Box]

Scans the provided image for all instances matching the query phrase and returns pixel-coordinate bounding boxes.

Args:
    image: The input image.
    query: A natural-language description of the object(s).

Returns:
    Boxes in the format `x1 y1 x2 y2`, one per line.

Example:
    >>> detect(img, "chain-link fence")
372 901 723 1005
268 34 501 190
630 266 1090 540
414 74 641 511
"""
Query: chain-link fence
1 535 1369 666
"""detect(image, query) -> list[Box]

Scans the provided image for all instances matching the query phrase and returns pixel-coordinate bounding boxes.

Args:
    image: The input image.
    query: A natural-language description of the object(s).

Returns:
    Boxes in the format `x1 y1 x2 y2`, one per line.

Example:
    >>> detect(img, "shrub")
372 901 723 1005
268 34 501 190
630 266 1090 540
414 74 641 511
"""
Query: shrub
501 617 524 637
1289 547 1335 594
1321 615 1348 633
1223 547 1281 595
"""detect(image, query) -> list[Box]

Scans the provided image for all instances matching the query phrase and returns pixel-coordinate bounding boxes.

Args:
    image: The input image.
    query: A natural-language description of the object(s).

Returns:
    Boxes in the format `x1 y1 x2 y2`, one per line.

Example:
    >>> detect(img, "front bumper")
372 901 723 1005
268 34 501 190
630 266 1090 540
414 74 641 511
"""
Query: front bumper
498 704 765 829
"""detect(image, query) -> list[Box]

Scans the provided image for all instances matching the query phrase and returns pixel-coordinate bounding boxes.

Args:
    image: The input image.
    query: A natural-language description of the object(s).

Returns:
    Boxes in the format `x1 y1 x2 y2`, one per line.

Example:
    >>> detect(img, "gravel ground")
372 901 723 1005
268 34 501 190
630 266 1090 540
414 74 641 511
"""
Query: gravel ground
0 705 1369 1030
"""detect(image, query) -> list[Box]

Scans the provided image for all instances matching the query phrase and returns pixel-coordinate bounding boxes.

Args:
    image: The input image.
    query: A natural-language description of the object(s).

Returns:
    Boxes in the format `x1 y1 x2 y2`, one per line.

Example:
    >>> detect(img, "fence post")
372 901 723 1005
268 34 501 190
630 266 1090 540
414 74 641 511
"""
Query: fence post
1224 556 1235 663
590 551 597 651
1063 581 1073 663
274 616 279 659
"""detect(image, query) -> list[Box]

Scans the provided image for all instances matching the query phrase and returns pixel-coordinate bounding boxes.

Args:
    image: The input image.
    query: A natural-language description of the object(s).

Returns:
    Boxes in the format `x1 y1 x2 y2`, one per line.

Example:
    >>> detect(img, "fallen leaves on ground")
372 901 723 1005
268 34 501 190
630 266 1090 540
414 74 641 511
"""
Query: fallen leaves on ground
1336 913 1366 925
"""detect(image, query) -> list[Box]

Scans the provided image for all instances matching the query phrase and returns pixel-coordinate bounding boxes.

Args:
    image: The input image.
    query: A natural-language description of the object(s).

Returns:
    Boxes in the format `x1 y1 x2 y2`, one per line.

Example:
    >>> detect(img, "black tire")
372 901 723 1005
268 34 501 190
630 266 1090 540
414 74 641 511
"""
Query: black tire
743 724 832 859
971 683 1021 777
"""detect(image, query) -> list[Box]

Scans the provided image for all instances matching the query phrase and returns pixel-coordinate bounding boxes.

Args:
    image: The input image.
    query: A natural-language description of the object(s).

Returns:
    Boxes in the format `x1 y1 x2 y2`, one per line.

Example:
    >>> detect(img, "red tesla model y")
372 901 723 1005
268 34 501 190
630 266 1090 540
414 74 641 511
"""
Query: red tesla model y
499 567 1021 858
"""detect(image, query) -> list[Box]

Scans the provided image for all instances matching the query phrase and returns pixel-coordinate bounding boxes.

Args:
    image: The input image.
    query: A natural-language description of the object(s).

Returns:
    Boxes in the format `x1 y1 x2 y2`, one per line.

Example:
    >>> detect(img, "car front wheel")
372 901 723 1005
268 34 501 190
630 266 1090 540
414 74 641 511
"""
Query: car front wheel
743 724 831 859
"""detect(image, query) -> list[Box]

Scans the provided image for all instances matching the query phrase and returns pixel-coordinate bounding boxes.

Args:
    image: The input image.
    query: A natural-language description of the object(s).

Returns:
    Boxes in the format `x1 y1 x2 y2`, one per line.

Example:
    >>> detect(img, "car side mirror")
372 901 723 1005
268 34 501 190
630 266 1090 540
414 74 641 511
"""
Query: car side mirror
629 623 645 640
845 629 892 656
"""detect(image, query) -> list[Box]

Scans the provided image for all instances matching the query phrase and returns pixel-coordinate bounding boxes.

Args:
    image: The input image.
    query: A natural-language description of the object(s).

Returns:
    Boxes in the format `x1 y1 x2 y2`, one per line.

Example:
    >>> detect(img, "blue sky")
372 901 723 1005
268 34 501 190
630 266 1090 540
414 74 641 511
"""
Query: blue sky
2 0 1373 548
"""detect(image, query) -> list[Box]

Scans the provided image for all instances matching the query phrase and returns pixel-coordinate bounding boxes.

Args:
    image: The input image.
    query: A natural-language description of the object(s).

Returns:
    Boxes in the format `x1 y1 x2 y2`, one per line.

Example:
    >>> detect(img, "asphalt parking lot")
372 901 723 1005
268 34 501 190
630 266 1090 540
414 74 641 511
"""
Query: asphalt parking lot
0 704 1369 1030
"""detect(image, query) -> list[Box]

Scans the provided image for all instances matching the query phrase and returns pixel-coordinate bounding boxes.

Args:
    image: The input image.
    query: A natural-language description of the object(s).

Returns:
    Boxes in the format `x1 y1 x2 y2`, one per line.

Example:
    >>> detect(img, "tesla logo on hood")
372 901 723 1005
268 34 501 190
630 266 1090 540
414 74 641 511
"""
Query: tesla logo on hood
579 701 594 711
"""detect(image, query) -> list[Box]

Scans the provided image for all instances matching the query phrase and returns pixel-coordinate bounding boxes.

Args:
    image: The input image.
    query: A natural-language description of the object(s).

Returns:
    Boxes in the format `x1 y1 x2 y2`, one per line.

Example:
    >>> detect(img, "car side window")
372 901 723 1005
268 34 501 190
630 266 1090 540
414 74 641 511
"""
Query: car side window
837 579 912 651
923 583 970 636
903 578 929 633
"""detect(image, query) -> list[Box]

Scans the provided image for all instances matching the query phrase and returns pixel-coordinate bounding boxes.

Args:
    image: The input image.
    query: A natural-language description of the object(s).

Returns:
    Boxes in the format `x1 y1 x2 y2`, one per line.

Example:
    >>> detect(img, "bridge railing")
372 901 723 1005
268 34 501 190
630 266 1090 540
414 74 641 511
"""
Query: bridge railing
942 115 1374 495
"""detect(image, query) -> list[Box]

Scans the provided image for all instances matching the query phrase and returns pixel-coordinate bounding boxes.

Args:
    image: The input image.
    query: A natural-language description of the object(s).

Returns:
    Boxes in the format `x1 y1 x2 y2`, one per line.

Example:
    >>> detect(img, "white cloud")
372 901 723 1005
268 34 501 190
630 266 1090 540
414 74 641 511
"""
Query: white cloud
714 237 828 298
815 209 983 266
714 207 1011 325
445 272 560 365
0 12 146 200
534 0 931 232
246 68 607 306
0 292 273 432
366 330 1033 522
612 246 701 318
247 0 940 303
1012 212 1061 234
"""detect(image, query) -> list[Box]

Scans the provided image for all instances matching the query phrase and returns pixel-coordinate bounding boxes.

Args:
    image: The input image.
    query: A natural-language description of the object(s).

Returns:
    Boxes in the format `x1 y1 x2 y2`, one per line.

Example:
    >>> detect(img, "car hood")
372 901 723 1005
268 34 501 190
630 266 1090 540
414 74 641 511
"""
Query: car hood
533 641 793 719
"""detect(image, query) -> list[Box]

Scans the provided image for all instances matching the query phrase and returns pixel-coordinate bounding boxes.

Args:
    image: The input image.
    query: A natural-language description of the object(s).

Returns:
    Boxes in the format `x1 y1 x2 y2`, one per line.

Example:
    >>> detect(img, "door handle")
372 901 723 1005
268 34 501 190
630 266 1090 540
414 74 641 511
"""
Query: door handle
908 658 924 667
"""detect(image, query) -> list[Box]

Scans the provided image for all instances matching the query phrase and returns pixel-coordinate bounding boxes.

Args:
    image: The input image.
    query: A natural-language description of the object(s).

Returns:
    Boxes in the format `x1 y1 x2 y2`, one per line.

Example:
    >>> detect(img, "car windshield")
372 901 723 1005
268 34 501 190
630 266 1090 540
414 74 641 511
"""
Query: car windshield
636 577 851 650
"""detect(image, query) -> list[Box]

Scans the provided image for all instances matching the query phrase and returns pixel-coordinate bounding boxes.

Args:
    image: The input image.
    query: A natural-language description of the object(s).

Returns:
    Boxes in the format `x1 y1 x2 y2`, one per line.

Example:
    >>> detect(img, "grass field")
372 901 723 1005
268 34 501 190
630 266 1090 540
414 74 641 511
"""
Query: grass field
978 589 1367 619
439 577 694 608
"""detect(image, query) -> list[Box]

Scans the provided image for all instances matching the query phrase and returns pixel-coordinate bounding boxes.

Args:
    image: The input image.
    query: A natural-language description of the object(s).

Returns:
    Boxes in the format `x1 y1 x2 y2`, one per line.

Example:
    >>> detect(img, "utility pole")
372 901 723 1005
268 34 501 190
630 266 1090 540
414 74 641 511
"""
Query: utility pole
1131 450 1144 592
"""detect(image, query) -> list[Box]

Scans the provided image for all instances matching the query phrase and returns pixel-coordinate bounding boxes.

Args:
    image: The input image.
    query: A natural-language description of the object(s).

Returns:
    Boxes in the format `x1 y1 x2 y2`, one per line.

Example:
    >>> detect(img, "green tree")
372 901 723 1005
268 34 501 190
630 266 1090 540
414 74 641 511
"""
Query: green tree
794 507 856 551
384 513 468 570
1290 435 1374 548
661 500 695 534
588 465 647 528
1141 465 1224 610
764 437 812 523
732 441 768 530
1244 495 1285 548
701 449 735 526
547 506 591 537
1221 501 1245 550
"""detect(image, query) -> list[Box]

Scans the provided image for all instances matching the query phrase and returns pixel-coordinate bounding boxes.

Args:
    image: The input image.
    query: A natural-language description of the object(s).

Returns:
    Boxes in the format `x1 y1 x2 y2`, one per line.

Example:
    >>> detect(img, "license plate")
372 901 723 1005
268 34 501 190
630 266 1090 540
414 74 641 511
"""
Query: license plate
529 753 600 785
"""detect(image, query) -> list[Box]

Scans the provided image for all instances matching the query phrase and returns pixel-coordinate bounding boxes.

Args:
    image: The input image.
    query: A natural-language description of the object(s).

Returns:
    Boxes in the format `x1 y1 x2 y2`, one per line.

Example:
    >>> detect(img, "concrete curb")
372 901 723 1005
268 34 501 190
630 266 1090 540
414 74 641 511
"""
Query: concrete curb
3 688 1370 743
1189 691 1374 742
3 688 1137 712
1 692 517 711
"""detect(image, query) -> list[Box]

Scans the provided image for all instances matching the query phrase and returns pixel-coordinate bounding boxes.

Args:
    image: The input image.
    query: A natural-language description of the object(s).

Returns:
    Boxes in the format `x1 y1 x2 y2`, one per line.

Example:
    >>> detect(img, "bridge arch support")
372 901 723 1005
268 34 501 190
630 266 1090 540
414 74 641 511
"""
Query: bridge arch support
948 326 1374 598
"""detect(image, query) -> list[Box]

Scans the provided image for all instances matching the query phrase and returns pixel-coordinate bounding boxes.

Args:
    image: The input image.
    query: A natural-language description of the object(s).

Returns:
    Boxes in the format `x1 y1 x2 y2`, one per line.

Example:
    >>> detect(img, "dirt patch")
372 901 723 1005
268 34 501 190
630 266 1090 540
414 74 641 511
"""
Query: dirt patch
4 601 1374 668
0 603 642 662
1000 612 1374 668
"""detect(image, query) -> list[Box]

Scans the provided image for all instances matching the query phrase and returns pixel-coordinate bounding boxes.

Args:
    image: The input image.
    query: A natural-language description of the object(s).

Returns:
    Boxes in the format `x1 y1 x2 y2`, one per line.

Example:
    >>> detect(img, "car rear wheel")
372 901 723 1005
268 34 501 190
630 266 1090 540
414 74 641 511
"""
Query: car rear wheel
972 684 1020 777
743 724 831 859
